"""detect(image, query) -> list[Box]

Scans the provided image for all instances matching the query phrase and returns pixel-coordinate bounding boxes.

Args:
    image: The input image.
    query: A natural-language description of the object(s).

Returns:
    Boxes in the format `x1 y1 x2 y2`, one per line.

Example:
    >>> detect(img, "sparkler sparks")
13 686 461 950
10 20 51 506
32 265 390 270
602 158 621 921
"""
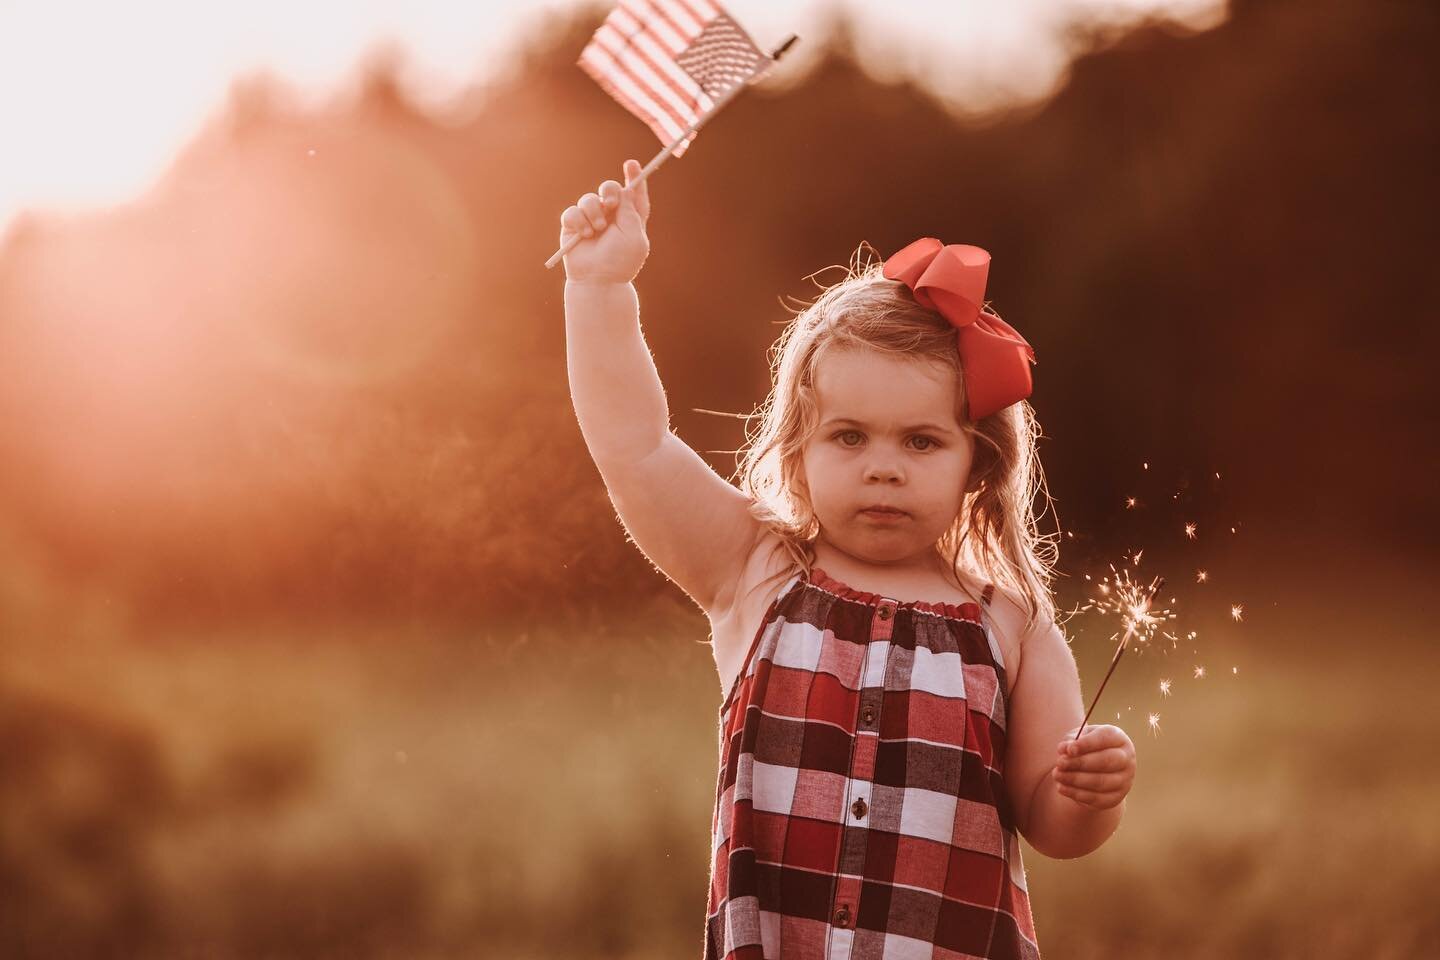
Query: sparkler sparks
1071 568 1172 742
1074 564 1175 652
1076 463 1246 741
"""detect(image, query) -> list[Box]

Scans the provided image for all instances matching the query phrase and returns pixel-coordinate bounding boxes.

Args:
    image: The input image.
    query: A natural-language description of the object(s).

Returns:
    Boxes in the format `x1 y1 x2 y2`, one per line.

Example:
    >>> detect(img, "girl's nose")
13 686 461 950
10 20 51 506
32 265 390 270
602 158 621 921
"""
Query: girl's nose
864 462 902 482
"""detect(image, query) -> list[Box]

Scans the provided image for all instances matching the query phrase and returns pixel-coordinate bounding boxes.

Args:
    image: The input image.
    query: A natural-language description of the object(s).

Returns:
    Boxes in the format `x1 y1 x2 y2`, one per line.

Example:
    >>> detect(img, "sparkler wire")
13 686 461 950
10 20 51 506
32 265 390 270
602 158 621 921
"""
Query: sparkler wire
1071 576 1167 742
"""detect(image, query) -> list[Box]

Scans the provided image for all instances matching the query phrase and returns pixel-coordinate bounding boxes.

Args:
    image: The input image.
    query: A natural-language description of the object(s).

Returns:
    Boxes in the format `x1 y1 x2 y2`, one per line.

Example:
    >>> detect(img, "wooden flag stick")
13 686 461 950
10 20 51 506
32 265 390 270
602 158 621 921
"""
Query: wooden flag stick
544 33 799 270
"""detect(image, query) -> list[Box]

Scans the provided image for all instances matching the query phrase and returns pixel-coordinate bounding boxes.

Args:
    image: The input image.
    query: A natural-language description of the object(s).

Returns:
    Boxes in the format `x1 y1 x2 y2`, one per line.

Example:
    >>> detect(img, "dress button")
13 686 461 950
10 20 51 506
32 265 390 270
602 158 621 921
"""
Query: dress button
851 797 868 819
878 605 892 620
833 905 850 927
862 708 875 725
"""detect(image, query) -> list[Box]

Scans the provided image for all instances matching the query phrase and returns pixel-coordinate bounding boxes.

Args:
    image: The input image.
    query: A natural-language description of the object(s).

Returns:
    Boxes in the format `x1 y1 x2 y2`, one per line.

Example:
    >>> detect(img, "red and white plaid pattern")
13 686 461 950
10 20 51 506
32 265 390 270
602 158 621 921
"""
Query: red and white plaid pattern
578 0 769 157
705 568 1041 959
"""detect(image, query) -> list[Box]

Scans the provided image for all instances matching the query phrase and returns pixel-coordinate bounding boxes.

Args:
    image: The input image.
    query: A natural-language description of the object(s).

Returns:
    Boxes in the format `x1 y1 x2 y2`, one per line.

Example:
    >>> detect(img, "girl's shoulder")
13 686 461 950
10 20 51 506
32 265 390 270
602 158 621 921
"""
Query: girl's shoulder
981 581 1032 680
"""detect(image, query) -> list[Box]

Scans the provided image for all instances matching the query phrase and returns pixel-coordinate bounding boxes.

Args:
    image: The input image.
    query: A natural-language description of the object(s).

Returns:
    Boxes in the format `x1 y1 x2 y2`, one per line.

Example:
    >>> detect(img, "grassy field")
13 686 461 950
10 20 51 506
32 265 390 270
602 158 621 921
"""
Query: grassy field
3 579 1439 959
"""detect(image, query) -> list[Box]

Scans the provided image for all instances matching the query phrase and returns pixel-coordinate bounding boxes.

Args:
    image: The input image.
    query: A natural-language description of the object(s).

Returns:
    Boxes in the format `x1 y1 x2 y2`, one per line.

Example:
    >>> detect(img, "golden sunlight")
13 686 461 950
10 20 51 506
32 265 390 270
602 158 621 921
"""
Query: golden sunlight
0 0 1225 232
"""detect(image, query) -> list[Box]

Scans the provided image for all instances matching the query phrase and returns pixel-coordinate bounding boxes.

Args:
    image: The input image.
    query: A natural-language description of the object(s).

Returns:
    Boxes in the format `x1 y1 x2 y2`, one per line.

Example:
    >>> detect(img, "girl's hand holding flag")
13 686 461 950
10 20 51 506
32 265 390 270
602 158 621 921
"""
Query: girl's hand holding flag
560 158 651 284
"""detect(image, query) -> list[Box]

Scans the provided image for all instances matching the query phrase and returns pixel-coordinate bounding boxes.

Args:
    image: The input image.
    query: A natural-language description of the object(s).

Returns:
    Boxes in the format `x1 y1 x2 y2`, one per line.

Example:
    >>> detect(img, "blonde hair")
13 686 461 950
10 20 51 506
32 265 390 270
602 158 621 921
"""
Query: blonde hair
729 241 1062 643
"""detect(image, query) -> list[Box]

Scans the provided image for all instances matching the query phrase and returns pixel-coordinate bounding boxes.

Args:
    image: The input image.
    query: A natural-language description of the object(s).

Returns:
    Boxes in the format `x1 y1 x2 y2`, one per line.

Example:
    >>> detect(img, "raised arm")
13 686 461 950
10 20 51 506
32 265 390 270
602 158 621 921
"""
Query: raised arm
562 161 763 617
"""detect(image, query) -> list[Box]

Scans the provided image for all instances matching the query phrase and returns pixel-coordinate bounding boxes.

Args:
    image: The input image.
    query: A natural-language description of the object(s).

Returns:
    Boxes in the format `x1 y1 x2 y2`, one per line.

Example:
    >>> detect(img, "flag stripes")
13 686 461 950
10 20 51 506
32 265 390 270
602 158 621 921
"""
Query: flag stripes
577 0 767 157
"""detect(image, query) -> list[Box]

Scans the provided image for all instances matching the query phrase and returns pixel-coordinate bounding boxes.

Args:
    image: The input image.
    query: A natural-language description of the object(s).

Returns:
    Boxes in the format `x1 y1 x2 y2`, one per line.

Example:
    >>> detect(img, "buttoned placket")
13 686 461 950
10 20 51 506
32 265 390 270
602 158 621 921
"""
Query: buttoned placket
827 597 898 957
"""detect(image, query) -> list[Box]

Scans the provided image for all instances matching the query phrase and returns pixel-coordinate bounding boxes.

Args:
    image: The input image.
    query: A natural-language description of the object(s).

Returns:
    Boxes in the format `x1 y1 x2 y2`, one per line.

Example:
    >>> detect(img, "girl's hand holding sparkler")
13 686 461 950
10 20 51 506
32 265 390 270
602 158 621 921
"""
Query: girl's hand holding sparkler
559 158 651 284
1053 723 1136 810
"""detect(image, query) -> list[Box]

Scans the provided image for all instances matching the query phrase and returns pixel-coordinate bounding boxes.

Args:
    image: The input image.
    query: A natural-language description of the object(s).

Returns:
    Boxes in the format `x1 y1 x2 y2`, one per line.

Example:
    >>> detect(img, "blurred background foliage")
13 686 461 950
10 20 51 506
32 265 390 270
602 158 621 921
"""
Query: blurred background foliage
1 0 1437 956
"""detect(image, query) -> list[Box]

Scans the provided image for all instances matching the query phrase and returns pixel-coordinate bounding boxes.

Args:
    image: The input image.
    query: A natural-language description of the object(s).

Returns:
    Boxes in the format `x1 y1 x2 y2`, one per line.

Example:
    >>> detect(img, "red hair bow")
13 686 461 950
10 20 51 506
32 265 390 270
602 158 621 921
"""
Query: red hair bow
882 238 1037 420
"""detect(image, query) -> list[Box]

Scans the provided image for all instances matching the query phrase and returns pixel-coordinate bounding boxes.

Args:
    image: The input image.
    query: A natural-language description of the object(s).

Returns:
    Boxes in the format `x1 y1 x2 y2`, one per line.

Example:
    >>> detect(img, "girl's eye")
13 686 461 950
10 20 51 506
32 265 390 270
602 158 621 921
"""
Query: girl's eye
833 431 940 451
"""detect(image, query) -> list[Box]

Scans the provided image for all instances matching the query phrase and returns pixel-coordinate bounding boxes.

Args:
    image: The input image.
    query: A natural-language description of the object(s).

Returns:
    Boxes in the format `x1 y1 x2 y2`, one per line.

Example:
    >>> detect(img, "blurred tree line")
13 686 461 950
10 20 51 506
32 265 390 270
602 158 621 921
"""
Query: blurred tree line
0 0 1433 632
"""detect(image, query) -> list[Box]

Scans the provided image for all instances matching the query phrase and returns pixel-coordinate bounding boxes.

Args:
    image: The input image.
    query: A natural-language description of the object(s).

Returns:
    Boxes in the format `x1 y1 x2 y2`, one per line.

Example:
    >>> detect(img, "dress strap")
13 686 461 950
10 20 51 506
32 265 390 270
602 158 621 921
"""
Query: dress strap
981 582 995 607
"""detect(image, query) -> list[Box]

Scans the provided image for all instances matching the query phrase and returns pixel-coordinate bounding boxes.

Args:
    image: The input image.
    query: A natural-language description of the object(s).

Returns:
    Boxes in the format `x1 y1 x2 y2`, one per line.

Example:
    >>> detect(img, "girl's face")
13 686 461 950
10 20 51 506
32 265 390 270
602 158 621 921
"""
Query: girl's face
801 347 975 571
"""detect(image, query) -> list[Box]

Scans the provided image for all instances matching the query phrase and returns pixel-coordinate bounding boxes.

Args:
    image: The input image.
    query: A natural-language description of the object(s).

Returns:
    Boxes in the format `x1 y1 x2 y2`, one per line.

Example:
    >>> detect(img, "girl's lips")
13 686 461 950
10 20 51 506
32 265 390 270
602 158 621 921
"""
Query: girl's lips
861 508 906 521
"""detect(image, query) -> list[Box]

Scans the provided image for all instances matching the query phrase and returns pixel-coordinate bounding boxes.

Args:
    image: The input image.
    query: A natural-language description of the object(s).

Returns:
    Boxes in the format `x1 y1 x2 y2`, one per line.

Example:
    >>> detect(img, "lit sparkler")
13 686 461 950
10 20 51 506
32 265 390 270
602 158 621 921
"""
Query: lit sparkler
1072 570 1170 742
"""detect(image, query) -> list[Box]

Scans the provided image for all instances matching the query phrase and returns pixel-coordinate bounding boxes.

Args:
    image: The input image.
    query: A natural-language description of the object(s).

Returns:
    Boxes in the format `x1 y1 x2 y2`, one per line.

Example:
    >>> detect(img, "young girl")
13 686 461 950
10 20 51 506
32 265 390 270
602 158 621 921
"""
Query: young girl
561 160 1137 960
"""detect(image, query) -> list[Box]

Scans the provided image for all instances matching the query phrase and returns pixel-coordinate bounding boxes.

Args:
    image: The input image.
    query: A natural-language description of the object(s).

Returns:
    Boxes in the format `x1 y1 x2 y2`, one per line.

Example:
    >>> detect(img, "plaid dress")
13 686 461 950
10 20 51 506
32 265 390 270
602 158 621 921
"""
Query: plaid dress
704 566 1040 960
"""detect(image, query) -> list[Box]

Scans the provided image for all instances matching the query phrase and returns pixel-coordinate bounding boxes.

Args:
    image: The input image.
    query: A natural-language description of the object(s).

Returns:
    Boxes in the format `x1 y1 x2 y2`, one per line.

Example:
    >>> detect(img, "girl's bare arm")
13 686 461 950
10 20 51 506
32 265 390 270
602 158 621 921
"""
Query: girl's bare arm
998 597 1127 858
565 279 667 463
562 162 762 618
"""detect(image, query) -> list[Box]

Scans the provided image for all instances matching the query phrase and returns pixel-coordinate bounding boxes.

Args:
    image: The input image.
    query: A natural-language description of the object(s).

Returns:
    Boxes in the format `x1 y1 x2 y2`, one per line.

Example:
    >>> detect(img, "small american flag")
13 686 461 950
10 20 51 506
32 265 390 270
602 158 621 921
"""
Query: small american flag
578 0 771 157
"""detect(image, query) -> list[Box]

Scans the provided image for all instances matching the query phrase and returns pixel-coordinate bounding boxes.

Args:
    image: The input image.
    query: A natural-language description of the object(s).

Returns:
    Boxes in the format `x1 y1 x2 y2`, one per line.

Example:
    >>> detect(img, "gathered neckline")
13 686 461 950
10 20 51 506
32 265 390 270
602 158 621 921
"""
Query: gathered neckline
805 566 983 623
